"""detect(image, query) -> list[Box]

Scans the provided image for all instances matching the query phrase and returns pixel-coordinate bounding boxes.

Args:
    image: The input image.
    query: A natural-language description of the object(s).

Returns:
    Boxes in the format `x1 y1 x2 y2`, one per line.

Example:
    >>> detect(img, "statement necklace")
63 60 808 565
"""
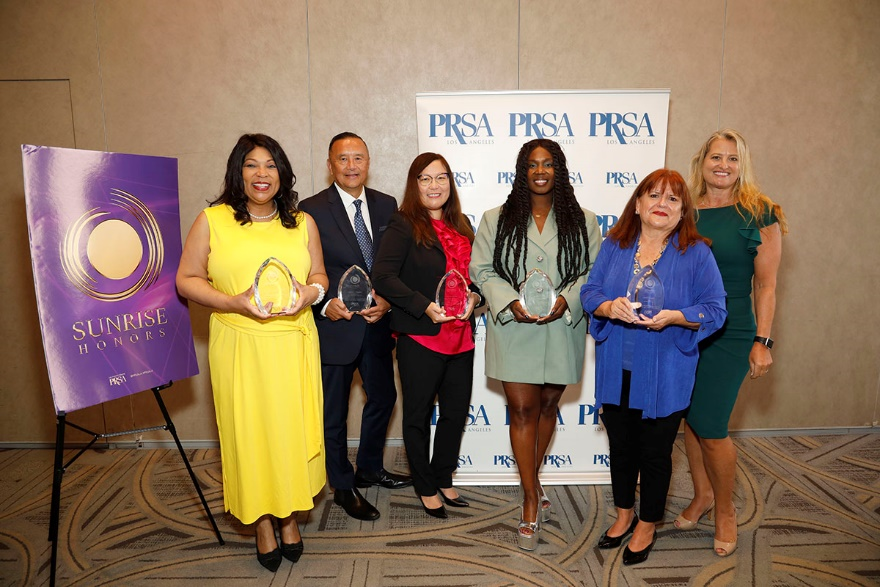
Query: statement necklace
249 205 278 220
633 237 669 274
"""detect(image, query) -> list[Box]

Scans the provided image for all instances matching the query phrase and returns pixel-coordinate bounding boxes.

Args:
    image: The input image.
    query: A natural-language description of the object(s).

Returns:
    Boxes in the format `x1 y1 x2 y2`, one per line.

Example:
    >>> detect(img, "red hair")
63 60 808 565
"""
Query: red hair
607 169 709 252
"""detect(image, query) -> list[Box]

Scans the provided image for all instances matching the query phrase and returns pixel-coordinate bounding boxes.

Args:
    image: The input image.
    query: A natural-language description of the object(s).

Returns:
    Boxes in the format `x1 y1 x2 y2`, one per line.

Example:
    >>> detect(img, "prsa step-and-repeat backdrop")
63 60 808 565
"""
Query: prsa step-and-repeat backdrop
416 90 669 484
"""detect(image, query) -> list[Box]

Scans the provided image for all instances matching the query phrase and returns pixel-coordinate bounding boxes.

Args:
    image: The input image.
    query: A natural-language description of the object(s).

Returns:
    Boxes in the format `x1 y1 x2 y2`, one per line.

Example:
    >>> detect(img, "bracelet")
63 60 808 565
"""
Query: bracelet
753 336 774 348
309 283 326 306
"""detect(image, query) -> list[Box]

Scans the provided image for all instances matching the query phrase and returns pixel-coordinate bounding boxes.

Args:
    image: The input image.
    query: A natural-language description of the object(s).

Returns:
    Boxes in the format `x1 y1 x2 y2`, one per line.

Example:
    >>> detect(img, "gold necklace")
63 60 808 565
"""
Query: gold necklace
633 237 669 274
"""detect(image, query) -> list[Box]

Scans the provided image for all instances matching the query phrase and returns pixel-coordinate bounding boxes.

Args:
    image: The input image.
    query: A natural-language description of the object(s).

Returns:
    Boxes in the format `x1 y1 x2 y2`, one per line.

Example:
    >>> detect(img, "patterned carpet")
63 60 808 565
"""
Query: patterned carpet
1 433 878 586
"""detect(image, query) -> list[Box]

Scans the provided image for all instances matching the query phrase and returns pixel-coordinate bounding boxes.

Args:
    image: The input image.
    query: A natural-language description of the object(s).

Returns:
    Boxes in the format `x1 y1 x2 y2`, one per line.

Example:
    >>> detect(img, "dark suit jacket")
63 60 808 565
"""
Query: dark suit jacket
299 185 398 365
372 212 482 337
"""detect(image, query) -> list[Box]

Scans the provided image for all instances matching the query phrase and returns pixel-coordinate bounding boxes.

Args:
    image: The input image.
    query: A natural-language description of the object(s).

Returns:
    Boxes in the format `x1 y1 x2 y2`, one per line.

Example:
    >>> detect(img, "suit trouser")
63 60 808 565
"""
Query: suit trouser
396 335 473 497
600 370 685 523
322 340 397 490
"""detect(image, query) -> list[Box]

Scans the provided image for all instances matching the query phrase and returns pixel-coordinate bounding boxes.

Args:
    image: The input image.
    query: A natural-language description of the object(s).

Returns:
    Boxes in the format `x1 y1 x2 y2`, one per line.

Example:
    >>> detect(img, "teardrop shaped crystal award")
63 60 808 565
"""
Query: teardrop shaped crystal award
338 265 373 312
626 265 664 319
435 269 469 319
519 268 557 318
254 257 297 315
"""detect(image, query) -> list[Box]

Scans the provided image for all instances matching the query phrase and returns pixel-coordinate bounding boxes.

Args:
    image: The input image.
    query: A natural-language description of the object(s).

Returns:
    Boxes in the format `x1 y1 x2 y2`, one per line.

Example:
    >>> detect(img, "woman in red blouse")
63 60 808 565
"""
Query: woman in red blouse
373 153 482 518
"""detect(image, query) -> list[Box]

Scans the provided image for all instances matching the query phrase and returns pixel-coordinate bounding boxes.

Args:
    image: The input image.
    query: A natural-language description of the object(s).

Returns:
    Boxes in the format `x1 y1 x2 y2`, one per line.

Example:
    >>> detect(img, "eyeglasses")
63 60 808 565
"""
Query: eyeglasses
416 173 450 187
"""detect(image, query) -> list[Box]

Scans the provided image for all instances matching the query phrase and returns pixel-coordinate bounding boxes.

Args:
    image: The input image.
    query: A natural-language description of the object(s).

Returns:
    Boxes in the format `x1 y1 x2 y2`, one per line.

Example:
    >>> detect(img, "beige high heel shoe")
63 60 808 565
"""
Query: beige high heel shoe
673 500 715 530
714 537 737 557
713 507 738 556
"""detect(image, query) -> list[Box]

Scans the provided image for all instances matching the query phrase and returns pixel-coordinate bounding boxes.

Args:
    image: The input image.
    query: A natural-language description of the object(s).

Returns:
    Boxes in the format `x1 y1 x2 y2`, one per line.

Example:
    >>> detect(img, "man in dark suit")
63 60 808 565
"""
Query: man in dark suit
299 132 411 521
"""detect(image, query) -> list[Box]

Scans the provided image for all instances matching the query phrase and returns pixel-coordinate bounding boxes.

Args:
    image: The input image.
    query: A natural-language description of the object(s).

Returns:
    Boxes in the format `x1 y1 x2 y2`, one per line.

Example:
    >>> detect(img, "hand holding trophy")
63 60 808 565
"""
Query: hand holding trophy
626 265 664 319
435 269 470 319
253 257 297 315
338 265 373 312
519 268 557 318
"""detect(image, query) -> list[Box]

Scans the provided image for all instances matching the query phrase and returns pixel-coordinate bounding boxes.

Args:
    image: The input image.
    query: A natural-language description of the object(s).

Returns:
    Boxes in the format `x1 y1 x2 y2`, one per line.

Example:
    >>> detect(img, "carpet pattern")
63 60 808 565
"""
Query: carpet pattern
0 433 878 586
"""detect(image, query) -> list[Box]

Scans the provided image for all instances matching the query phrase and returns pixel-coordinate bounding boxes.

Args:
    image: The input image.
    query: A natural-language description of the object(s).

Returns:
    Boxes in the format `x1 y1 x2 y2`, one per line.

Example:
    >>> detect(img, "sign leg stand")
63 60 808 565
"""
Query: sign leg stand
48 411 65 587
152 385 224 545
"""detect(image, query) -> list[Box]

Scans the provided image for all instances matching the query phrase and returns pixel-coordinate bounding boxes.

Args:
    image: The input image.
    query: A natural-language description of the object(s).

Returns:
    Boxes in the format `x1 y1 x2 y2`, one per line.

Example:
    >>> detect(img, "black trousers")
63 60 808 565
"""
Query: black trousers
600 370 685 523
396 335 473 497
322 339 397 490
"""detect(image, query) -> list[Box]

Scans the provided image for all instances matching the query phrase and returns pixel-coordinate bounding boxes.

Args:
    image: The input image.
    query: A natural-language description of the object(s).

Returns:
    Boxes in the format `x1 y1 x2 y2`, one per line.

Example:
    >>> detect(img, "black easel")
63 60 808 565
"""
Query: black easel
48 382 224 586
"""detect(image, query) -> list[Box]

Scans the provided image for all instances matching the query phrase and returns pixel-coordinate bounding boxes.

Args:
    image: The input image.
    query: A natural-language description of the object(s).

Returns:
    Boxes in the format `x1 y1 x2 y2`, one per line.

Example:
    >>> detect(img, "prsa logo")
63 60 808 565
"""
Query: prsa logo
593 454 611 467
578 404 602 426
589 112 655 145
453 171 475 188
493 455 517 468
606 171 638 188
596 215 618 238
497 170 583 186
434 404 490 428
457 455 474 469
429 113 494 145
543 454 574 468
508 113 574 138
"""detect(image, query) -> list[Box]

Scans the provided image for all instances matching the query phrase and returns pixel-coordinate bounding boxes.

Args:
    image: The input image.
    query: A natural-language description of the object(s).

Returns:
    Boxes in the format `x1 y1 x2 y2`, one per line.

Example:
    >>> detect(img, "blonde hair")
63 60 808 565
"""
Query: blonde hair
688 129 788 234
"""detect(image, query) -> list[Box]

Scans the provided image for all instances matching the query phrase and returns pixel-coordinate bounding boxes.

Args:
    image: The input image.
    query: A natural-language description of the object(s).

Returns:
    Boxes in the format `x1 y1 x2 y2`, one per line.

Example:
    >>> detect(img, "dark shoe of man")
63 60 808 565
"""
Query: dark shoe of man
354 468 414 489
333 488 380 521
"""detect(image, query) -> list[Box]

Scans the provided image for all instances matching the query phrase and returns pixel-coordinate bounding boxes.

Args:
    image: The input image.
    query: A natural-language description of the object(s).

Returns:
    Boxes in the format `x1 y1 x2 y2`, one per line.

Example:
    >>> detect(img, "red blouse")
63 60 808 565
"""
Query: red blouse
409 218 474 355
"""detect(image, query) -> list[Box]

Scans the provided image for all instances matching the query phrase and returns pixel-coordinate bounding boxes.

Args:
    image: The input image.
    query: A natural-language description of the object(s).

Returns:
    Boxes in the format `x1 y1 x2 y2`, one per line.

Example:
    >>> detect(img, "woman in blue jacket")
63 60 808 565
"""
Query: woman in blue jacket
580 169 726 565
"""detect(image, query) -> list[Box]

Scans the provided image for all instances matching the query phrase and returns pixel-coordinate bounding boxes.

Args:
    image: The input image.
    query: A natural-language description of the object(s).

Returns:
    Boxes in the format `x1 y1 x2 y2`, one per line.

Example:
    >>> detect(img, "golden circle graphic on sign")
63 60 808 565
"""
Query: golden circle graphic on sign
61 188 164 301
86 219 144 279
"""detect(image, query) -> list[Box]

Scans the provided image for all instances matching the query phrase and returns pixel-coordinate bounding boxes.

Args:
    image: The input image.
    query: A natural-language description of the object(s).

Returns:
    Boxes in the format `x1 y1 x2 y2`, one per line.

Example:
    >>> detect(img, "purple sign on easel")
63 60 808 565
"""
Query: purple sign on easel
22 145 199 412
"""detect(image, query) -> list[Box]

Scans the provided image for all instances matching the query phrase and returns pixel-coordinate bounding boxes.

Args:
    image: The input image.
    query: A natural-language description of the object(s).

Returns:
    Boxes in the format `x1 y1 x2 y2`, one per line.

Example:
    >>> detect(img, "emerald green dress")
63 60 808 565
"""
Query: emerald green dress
686 205 778 439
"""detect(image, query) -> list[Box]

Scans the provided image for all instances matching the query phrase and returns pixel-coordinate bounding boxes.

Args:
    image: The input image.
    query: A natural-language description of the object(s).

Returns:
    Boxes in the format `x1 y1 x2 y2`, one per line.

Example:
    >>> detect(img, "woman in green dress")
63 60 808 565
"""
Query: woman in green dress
675 129 787 557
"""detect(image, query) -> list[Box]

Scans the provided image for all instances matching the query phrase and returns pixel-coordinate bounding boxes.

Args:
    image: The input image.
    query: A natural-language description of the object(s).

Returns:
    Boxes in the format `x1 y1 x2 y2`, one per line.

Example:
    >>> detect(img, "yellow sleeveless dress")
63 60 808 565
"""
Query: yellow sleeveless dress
204 205 325 524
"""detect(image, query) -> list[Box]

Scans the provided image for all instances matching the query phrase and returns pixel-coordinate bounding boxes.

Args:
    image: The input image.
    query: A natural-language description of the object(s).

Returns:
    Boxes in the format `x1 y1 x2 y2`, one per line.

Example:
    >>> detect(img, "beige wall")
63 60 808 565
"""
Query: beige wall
1 0 877 443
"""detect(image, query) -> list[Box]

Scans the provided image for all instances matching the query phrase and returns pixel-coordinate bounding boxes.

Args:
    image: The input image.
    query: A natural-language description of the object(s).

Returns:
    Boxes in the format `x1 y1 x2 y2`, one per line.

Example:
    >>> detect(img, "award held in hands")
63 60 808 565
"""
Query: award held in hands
435 269 469 319
254 257 297 314
338 265 373 312
627 265 664 318
519 268 557 318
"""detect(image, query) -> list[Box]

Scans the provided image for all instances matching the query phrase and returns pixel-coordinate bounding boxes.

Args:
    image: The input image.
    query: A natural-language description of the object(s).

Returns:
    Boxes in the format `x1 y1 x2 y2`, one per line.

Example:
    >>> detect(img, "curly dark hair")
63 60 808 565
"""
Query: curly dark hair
492 138 591 290
210 133 300 228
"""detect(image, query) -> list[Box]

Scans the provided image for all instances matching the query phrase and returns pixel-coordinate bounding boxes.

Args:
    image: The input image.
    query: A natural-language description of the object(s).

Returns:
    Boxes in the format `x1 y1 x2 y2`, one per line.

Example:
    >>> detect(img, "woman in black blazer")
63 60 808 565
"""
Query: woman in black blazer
373 152 481 519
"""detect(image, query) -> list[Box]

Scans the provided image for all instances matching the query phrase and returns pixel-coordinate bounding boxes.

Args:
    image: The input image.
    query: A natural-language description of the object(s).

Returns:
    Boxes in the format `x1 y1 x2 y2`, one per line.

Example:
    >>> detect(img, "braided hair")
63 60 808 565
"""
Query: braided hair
492 138 591 291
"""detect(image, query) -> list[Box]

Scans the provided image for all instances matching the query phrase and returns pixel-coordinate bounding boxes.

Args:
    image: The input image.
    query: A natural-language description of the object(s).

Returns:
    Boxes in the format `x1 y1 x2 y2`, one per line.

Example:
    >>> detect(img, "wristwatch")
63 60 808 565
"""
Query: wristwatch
753 336 774 348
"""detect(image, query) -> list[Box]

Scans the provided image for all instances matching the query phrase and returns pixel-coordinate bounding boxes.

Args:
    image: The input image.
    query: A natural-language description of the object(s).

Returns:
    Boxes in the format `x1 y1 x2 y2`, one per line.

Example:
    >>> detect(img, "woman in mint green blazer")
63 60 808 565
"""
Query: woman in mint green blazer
470 139 600 550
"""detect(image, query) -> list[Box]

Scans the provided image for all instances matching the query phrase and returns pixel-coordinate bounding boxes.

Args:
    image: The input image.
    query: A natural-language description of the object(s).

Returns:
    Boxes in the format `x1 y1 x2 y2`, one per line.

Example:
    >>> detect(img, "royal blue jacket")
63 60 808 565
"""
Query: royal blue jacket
580 233 727 419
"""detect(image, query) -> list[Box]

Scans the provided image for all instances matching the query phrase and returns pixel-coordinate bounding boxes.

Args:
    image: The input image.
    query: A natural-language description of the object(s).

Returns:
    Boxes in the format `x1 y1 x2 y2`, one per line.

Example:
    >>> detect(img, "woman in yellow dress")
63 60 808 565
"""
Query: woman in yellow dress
177 134 328 572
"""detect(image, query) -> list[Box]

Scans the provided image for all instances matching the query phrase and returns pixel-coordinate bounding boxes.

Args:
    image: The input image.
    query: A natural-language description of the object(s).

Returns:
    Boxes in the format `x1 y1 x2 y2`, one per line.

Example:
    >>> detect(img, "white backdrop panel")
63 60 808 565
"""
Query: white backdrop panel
415 90 669 484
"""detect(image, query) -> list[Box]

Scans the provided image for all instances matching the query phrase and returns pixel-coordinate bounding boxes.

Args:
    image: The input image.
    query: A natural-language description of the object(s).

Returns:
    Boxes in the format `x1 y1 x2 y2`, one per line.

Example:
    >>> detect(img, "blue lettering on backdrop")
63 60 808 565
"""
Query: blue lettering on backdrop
595 216 619 238
589 113 654 144
508 113 574 138
606 171 639 187
428 113 494 144
578 404 602 426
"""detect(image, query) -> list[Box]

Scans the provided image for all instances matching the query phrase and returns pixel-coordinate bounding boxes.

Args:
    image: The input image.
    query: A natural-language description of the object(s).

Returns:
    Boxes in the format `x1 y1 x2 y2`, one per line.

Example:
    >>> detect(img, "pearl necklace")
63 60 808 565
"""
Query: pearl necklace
633 237 669 274
249 205 278 220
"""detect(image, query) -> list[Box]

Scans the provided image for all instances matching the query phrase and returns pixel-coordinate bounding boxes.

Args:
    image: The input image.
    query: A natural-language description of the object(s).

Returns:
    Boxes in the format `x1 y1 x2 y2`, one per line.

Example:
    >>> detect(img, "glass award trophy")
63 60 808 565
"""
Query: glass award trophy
627 265 664 318
338 265 373 312
519 269 557 318
435 269 469 318
253 257 297 314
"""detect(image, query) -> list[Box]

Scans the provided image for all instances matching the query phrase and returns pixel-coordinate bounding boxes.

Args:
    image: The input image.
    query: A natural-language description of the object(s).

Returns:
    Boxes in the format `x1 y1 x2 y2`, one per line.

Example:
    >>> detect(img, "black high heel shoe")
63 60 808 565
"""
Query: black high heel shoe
419 494 448 519
439 488 469 508
597 515 638 549
622 530 657 566
256 545 282 572
280 540 304 563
